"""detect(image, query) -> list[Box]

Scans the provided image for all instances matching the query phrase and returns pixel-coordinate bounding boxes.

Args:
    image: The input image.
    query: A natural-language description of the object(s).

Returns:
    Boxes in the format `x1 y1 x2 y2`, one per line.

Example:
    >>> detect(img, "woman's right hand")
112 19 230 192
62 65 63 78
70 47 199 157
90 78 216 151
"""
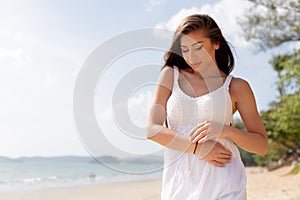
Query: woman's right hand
196 140 232 167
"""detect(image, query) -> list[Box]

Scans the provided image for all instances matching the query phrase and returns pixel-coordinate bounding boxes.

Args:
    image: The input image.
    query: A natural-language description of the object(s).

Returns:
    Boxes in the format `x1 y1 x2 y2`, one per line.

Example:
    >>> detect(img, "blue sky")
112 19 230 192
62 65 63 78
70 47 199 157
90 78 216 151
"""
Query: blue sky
0 0 286 158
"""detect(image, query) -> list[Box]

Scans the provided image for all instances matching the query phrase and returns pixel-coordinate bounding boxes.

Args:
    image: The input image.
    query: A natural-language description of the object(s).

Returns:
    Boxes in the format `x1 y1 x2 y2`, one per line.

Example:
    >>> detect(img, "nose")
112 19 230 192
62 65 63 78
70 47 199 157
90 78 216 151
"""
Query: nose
187 49 198 62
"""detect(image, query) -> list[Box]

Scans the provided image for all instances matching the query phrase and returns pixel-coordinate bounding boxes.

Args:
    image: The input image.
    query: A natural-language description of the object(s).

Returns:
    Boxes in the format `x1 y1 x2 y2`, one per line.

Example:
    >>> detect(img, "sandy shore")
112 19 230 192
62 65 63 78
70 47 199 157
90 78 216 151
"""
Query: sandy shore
1 166 300 200
246 165 300 200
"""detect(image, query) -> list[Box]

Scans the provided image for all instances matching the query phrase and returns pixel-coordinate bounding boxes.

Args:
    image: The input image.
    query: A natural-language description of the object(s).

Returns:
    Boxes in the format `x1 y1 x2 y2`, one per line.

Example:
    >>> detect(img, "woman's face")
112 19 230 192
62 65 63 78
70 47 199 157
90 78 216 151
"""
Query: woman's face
180 29 219 73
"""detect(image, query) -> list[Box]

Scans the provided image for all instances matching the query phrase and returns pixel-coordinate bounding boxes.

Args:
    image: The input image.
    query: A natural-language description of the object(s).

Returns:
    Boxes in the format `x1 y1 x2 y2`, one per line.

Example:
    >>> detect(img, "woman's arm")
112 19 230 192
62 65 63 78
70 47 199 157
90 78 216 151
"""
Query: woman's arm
189 78 268 156
225 78 268 156
147 66 195 153
147 66 232 166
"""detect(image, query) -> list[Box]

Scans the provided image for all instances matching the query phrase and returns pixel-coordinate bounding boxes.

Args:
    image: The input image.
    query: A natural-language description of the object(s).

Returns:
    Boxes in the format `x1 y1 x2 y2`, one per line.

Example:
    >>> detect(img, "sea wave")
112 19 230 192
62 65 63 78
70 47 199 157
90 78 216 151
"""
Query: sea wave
0 155 163 191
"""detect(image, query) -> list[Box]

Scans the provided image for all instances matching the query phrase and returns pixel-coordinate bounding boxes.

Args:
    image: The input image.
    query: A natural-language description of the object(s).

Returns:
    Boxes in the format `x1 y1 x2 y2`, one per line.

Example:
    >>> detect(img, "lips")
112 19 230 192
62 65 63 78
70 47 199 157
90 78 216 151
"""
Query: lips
191 62 201 67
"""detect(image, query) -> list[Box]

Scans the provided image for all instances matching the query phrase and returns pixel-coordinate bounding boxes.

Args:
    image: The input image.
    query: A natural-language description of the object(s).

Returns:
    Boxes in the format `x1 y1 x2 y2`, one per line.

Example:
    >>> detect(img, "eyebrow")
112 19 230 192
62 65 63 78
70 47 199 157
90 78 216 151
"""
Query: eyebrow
181 41 204 48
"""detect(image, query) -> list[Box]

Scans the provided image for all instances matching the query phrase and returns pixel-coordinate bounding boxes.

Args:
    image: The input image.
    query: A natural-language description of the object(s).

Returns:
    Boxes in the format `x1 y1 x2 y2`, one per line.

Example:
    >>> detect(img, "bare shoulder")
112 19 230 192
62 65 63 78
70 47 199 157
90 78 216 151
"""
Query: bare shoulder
229 77 257 111
158 66 174 91
160 66 174 78
230 77 252 96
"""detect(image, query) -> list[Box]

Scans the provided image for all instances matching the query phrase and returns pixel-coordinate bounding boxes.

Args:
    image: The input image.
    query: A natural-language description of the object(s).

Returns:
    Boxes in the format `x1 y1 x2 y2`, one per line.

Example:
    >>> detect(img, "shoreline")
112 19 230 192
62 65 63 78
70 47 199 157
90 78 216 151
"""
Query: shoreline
1 166 299 200
0 179 162 200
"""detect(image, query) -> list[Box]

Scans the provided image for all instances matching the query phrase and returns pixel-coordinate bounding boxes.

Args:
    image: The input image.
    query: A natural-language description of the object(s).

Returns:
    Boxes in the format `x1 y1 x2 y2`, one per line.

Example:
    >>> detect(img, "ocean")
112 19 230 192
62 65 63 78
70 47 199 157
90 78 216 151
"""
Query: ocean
0 155 163 191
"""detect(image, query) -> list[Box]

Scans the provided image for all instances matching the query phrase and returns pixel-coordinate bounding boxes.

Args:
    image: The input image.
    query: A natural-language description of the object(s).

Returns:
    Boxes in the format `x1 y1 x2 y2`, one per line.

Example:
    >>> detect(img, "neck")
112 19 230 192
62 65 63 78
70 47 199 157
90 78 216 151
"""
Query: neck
184 67 225 79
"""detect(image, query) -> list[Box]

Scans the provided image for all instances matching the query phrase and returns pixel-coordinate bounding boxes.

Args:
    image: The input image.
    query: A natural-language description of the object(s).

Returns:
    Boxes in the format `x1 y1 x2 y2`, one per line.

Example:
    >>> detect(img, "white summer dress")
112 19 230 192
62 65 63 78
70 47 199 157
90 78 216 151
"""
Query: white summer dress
162 66 247 200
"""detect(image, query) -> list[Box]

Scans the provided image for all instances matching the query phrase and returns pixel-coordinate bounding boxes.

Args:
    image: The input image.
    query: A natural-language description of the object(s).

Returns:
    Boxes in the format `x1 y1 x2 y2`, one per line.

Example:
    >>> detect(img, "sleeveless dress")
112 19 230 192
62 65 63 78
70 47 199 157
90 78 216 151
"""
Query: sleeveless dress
162 66 247 200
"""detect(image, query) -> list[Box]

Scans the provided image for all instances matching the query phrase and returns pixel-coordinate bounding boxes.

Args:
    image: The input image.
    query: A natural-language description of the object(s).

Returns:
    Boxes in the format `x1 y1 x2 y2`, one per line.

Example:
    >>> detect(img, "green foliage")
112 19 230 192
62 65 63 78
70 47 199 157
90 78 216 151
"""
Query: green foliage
287 165 300 175
269 49 300 93
238 0 300 166
252 140 287 166
260 49 300 163
271 93 300 142
265 50 300 149
252 154 267 167
239 147 257 166
233 87 300 166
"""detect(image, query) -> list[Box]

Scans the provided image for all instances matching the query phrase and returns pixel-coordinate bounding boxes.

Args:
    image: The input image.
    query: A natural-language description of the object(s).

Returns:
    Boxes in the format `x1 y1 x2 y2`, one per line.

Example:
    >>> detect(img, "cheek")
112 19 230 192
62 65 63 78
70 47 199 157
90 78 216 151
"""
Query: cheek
182 51 208 62
182 53 188 61
182 54 195 64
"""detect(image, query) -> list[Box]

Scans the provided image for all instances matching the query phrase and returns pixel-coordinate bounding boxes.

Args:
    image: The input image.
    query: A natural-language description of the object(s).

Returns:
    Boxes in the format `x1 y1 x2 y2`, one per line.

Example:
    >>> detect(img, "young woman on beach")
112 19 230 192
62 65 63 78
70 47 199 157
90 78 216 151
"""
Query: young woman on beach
147 14 268 199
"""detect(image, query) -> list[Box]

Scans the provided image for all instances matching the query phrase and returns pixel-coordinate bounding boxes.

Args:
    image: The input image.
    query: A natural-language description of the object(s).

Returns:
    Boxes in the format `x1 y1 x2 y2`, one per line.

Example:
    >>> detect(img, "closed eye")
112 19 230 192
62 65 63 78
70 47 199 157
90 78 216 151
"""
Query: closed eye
181 46 203 53
195 46 203 51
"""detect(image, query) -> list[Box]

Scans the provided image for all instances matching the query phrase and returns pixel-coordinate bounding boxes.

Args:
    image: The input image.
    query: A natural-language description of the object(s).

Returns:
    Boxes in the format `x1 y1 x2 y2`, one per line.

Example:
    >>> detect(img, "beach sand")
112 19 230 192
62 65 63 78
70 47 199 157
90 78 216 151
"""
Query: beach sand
1 166 300 200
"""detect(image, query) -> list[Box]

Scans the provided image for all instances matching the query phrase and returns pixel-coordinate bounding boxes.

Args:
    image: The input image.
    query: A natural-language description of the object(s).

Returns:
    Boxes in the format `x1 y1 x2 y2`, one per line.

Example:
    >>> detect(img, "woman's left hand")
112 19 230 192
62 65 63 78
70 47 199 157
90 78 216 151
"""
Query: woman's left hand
189 121 229 143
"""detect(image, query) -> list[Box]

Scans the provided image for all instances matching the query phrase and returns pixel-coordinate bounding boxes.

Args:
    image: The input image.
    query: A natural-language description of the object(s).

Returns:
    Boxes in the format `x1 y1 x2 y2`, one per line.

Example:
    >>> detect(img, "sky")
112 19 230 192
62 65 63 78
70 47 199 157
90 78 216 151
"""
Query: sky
0 0 288 158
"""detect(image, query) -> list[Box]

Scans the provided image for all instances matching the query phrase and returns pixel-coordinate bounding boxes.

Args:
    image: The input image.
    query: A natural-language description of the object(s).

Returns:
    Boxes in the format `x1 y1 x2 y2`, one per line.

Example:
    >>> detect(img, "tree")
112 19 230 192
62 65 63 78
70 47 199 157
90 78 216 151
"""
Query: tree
239 0 300 50
270 92 300 149
239 0 300 165
269 48 300 97
260 50 300 162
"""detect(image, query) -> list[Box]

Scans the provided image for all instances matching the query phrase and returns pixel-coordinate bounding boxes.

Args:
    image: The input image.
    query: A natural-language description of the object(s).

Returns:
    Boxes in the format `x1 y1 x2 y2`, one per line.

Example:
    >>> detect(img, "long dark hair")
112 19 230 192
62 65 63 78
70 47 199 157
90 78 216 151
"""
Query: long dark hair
163 14 234 75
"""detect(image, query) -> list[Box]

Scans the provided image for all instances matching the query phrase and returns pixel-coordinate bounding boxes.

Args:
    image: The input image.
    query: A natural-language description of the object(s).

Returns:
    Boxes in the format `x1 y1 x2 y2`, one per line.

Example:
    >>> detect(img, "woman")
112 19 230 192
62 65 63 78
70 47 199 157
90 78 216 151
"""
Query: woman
147 14 268 199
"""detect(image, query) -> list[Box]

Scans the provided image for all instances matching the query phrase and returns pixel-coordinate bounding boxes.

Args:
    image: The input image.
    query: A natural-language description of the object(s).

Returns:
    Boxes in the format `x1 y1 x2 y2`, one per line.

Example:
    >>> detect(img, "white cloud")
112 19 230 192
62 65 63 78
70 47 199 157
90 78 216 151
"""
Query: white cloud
0 0 278 157
94 90 160 156
154 0 279 112
0 2 91 157
0 30 35 73
155 0 253 49
144 0 166 12
98 90 153 127
128 90 153 127
155 7 201 31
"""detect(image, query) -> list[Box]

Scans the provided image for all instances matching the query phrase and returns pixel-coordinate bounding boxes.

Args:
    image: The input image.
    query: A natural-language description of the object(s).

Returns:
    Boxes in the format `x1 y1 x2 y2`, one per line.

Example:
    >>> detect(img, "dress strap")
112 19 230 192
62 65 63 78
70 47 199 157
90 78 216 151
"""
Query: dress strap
173 66 179 84
224 75 233 89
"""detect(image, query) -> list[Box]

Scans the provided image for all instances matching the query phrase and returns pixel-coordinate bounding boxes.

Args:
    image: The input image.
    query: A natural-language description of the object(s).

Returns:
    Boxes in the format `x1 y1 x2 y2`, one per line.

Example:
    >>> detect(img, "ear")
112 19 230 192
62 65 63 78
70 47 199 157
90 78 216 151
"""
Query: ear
214 42 220 50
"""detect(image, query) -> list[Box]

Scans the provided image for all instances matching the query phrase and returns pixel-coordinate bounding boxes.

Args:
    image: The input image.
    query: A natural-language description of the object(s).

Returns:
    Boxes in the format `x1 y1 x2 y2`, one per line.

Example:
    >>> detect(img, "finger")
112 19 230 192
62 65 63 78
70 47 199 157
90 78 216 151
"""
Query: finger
220 151 232 158
209 160 225 167
219 148 232 157
188 121 208 137
190 123 210 140
215 157 231 163
197 136 208 144
215 142 232 156
188 125 200 137
197 133 218 143
192 130 208 143
218 153 232 160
